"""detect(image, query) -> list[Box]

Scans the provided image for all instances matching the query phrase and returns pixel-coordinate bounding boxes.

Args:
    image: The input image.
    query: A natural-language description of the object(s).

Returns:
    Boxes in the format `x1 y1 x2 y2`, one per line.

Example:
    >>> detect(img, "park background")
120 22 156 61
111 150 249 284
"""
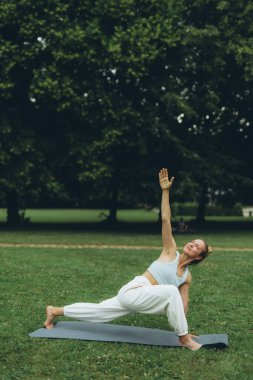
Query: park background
0 1 253 380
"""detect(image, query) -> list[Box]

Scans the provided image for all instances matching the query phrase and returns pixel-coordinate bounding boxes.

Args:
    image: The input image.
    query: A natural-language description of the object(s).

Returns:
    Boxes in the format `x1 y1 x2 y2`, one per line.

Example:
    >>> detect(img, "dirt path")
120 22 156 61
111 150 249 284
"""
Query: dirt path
0 242 253 251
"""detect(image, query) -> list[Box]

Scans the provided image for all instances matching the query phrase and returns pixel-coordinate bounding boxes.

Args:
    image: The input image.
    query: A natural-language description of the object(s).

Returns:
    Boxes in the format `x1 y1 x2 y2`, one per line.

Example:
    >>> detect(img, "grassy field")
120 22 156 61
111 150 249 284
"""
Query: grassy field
0 210 253 379
0 208 160 224
1 208 253 224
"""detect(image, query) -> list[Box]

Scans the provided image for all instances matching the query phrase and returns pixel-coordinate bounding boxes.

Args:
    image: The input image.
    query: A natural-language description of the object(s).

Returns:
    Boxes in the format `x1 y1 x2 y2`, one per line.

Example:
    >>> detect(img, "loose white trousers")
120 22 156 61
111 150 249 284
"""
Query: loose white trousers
64 276 188 336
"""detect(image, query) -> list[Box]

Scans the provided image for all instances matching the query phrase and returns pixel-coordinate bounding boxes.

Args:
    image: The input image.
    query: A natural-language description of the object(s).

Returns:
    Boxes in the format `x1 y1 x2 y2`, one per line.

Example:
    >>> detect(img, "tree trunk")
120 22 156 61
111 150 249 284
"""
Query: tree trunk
6 190 20 226
196 184 208 223
108 173 119 224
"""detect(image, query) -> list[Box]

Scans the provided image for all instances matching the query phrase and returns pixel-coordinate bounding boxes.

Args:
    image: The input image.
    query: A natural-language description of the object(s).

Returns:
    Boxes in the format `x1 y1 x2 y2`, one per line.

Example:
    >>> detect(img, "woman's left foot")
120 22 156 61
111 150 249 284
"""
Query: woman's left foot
179 334 202 351
44 306 55 329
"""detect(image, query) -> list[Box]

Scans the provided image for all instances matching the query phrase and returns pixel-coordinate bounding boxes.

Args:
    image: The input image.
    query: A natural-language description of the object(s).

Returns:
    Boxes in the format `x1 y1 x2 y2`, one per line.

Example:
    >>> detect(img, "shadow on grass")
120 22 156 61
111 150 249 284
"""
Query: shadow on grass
0 219 252 234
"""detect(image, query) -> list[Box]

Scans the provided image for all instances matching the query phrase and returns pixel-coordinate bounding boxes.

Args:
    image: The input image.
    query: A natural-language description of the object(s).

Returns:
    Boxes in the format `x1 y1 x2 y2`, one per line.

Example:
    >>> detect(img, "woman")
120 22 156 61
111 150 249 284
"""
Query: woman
44 168 212 351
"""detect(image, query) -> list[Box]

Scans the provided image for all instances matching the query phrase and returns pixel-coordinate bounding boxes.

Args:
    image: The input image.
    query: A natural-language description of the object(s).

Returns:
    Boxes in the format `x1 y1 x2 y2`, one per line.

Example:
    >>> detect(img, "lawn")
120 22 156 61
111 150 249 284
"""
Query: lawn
0 208 160 224
0 211 253 379
1 207 253 224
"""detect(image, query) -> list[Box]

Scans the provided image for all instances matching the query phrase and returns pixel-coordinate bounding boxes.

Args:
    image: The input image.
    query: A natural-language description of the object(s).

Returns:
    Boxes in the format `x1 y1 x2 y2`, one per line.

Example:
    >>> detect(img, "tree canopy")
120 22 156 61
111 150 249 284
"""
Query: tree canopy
0 0 252 224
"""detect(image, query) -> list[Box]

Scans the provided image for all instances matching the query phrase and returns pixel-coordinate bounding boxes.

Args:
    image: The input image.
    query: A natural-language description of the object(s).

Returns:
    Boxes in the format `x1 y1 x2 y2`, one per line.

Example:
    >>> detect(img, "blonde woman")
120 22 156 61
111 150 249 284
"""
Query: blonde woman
44 168 212 351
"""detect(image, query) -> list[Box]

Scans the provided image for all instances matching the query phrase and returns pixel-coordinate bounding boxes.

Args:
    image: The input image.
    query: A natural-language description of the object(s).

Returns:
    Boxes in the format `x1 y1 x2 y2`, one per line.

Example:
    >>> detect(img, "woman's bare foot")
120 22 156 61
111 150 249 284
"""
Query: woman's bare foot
179 334 202 351
44 306 55 329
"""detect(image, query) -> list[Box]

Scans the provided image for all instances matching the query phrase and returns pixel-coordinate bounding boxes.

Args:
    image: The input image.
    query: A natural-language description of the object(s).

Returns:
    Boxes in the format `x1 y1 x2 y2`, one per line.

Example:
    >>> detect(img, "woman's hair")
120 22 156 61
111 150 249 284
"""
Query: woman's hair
190 239 213 265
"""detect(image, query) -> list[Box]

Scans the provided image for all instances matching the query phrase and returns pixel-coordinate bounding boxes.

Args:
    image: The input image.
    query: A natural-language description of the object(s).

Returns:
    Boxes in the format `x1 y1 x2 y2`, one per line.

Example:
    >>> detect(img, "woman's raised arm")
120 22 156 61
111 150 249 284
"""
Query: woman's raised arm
159 168 177 259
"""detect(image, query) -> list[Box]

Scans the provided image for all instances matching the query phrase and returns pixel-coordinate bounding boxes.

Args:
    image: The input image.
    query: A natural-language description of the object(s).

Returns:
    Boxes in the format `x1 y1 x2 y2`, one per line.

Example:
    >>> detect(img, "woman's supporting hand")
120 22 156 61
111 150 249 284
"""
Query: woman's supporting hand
159 168 175 191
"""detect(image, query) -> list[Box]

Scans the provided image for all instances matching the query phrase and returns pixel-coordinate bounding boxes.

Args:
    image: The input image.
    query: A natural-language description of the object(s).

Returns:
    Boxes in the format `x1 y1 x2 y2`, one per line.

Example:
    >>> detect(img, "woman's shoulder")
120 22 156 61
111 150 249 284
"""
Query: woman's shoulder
158 246 178 262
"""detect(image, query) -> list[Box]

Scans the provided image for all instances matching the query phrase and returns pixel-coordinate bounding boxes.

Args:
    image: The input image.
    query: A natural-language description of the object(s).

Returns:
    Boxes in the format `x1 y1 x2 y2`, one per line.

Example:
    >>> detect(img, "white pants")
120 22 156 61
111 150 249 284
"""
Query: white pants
64 276 188 336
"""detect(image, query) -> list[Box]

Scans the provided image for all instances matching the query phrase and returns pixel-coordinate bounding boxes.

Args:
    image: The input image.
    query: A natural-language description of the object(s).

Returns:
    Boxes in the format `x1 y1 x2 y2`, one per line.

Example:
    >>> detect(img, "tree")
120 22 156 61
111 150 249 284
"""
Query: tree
0 0 68 224
1 0 253 225
27 0 188 222
160 0 253 220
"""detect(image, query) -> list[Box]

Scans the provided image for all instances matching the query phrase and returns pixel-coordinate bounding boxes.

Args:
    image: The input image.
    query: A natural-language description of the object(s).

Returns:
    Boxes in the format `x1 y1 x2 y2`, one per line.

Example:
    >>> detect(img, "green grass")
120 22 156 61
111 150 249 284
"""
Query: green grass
0 208 253 250
1 208 253 224
0 208 160 224
0 225 253 249
1 225 253 380
1 248 253 380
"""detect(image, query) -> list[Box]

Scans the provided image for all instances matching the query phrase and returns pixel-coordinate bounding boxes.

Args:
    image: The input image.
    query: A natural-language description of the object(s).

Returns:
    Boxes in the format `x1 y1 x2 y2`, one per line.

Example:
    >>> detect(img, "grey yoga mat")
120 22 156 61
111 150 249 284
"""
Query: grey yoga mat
29 321 228 349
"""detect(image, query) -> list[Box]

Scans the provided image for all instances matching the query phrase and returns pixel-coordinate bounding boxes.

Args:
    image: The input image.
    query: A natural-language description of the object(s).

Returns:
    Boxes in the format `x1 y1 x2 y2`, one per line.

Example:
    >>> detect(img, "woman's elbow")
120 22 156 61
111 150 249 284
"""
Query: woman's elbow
161 216 171 223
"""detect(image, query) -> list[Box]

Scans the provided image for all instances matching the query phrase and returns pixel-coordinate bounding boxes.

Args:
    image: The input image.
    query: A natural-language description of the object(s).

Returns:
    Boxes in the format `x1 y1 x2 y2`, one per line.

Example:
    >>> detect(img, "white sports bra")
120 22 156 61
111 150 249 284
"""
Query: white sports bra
147 251 189 287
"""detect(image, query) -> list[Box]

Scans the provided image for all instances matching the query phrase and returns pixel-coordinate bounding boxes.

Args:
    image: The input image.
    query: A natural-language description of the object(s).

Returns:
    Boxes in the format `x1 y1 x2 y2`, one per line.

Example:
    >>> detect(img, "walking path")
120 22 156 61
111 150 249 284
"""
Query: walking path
0 242 252 251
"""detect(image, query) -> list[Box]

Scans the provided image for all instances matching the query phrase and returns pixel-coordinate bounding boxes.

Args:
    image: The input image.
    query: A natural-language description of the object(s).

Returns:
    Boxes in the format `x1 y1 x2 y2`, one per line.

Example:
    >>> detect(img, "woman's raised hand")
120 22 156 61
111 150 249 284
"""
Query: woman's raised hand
159 168 175 190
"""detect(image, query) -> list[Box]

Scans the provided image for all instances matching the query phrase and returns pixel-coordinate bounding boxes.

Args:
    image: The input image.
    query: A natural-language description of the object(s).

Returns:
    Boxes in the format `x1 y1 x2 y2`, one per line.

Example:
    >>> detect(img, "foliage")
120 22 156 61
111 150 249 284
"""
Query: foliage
0 0 253 223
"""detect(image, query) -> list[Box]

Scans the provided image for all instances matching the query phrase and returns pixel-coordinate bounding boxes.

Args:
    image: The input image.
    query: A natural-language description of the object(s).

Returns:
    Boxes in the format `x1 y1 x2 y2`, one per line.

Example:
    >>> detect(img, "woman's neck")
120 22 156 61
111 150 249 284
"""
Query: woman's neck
178 252 193 268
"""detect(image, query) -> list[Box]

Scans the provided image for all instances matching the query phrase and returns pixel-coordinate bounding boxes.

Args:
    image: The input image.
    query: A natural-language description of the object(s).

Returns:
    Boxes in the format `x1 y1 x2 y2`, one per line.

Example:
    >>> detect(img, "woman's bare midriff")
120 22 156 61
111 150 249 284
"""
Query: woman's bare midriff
142 271 159 285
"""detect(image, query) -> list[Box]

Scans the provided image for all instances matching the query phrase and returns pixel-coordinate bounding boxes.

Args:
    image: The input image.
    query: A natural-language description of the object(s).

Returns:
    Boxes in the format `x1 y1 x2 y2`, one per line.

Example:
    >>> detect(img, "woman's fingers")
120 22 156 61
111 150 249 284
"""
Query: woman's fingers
159 168 174 183
159 168 168 178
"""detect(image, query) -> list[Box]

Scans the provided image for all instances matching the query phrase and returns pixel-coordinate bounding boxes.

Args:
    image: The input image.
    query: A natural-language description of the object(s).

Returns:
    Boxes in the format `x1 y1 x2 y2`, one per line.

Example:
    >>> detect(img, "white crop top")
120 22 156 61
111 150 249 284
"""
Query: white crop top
147 251 189 287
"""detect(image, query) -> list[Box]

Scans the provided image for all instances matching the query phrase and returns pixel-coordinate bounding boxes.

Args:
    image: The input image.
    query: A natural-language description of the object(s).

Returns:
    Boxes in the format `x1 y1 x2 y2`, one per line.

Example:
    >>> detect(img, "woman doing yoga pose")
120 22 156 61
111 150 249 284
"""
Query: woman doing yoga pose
44 168 212 351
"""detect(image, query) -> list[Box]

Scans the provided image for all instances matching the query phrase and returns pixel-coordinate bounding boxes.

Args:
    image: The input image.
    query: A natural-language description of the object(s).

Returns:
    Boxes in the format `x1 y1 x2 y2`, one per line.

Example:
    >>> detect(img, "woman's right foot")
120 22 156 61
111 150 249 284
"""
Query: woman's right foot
44 306 55 329
179 334 202 351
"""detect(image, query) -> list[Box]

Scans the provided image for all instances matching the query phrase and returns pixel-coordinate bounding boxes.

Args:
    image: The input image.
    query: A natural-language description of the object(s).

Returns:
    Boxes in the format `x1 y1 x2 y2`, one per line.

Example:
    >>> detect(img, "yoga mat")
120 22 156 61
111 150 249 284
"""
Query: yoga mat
29 321 228 349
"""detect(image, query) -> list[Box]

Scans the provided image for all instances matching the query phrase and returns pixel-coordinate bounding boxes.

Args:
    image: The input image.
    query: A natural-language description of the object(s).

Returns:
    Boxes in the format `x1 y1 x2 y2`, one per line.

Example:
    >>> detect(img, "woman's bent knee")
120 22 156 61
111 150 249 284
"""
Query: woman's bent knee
117 290 131 308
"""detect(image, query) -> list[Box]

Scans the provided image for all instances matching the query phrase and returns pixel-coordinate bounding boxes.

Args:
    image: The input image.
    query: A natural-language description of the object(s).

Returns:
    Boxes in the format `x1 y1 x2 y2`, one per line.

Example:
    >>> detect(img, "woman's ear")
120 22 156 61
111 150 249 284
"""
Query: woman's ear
195 255 203 262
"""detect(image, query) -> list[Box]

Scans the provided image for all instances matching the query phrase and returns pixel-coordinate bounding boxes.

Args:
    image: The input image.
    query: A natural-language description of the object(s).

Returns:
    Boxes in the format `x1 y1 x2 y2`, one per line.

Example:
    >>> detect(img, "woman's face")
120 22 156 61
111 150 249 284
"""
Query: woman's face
183 239 206 259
